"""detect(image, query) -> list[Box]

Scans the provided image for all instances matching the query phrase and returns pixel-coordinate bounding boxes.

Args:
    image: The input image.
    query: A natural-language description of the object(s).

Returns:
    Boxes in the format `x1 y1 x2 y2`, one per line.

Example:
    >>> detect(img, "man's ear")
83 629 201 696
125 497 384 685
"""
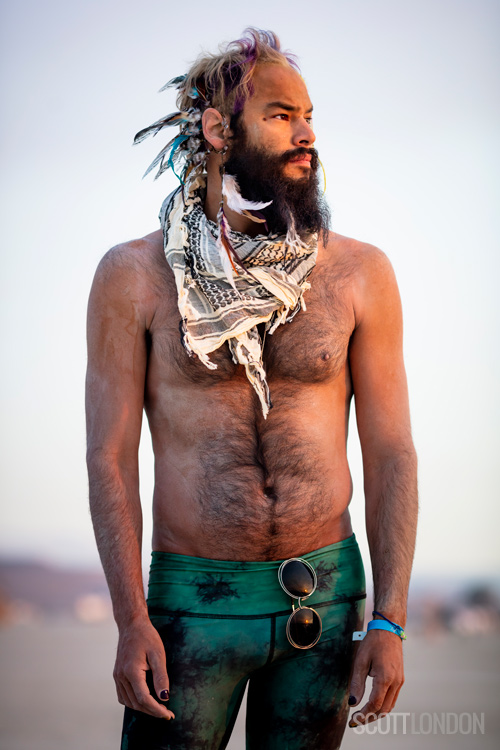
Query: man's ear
202 108 230 152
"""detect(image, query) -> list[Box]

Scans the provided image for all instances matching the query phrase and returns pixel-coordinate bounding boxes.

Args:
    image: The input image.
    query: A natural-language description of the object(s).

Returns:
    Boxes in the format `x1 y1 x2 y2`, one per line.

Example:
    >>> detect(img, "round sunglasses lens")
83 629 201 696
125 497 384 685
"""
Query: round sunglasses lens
281 560 315 598
289 607 321 648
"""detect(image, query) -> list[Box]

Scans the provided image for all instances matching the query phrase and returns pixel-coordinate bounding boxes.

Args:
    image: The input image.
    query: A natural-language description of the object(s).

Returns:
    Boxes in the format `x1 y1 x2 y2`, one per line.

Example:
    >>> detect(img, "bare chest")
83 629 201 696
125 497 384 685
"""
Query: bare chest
143 250 356 557
148 263 355 389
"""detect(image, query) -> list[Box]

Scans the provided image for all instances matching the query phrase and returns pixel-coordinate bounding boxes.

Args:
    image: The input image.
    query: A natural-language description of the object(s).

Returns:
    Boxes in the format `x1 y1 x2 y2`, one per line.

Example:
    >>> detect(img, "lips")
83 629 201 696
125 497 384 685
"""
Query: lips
289 153 312 165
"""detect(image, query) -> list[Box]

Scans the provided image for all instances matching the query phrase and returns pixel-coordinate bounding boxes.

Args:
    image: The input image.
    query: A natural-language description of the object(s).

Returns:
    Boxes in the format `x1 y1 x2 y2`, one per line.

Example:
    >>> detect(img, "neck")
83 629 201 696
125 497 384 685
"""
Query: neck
203 153 261 237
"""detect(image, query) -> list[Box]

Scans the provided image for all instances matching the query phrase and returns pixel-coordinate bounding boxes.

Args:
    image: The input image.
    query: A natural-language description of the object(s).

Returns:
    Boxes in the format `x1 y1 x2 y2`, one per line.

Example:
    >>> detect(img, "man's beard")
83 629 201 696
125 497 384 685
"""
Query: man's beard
223 121 330 243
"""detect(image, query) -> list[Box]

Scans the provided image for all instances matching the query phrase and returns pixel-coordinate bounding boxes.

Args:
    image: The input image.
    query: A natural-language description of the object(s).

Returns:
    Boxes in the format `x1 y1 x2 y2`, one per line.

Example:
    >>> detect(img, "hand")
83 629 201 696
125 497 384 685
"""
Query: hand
114 617 175 720
348 629 404 727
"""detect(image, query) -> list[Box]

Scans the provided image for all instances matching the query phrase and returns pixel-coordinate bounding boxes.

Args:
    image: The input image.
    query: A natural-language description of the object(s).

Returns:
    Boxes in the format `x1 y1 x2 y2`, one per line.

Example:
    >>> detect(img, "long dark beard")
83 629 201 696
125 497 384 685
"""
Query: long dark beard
224 121 330 243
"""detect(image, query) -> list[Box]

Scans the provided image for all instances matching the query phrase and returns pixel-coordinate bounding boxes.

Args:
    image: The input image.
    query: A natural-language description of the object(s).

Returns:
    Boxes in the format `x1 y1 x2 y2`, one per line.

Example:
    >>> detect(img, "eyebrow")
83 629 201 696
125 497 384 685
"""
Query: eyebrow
265 101 314 114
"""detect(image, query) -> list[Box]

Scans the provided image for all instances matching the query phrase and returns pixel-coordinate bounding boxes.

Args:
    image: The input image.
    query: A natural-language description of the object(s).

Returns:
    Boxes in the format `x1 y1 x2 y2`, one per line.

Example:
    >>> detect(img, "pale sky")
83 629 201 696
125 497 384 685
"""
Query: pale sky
1 0 499 584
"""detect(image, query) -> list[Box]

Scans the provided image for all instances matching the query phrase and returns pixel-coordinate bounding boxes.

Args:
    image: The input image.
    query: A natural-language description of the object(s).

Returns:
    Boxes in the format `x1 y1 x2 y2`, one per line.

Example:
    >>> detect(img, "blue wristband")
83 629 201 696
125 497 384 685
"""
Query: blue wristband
367 619 407 640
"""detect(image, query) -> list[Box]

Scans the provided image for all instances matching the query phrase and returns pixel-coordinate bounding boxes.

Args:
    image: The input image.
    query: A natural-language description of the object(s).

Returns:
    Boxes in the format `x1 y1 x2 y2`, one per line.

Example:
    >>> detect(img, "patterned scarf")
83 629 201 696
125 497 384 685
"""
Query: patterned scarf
160 174 318 417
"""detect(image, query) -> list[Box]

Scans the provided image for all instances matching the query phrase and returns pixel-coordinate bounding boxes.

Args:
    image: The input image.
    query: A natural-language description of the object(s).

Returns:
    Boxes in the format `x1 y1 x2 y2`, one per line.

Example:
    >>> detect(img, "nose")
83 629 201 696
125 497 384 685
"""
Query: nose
292 117 316 147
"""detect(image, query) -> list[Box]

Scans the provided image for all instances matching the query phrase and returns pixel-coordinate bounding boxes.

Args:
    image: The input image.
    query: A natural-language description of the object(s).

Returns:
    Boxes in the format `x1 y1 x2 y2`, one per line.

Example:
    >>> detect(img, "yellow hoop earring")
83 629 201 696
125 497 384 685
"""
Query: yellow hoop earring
318 157 327 195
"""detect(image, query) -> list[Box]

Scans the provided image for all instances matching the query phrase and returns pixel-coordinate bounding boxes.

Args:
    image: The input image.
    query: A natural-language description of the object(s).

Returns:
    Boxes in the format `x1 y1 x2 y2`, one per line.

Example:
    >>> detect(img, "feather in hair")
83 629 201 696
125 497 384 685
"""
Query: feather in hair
166 134 190 183
159 75 187 92
133 112 194 145
142 135 178 178
247 211 268 226
222 174 272 221
141 133 189 181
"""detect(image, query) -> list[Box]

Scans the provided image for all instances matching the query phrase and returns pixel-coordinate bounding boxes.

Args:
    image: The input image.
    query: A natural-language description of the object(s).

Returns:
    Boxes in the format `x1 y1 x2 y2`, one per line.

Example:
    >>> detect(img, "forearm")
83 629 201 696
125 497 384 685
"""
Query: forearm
87 450 149 629
364 448 418 626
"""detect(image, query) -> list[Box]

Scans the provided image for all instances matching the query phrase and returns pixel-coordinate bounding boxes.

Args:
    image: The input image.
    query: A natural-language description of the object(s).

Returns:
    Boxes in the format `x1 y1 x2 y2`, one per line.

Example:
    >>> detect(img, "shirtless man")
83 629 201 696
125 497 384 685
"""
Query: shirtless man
86 29 418 750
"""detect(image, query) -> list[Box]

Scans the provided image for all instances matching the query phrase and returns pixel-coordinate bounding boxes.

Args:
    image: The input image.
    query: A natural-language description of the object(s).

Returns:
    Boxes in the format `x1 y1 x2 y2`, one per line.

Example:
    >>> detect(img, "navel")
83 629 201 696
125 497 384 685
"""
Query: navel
263 485 278 502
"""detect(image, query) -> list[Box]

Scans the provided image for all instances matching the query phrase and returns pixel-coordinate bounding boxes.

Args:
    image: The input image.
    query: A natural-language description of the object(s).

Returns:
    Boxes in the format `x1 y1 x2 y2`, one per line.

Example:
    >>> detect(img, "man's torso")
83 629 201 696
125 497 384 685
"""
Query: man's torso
119 226 370 561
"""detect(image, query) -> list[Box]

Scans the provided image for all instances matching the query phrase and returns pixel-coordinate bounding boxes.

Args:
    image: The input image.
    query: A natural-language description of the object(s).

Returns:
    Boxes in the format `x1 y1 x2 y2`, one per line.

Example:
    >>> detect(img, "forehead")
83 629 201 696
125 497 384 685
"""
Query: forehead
244 64 313 114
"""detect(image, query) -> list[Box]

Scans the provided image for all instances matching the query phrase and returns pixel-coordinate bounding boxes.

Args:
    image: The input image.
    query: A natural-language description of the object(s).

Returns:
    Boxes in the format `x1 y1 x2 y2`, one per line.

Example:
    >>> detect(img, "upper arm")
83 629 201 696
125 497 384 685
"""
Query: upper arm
85 246 150 467
349 246 414 467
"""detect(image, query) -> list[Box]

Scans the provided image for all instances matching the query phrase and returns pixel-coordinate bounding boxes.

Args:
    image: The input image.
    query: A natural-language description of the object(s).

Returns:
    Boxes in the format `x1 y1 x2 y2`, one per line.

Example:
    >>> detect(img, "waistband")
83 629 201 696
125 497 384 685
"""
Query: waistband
148 535 365 617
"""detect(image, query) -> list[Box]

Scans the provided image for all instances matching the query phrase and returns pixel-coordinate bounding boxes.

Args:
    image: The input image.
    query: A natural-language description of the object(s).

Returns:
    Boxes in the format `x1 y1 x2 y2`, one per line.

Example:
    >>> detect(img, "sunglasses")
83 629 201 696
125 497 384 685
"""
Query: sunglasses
278 558 322 649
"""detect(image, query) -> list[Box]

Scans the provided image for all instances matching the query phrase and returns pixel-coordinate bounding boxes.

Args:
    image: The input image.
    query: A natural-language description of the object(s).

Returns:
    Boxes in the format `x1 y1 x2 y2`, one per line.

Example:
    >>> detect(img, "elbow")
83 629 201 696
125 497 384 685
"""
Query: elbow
364 441 417 474
86 443 138 478
86 444 116 471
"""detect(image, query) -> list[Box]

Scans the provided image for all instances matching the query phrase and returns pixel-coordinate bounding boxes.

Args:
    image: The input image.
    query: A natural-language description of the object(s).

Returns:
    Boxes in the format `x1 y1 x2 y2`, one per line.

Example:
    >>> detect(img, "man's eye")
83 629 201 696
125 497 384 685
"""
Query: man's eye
305 117 313 125
274 113 289 120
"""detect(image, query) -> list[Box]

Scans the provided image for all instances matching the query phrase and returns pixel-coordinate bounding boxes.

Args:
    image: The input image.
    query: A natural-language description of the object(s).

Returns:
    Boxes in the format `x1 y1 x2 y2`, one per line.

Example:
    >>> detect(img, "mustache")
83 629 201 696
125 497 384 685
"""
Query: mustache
279 147 319 167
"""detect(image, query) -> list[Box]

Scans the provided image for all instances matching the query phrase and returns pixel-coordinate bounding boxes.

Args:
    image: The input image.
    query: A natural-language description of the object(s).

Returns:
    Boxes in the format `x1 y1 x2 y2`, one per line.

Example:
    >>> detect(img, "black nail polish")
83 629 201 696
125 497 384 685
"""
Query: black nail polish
348 695 356 706
160 689 169 701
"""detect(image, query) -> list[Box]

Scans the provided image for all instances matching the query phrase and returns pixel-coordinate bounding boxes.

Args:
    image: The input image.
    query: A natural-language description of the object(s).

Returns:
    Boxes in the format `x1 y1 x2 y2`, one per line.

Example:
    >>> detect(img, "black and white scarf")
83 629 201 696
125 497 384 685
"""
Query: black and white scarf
160 174 318 417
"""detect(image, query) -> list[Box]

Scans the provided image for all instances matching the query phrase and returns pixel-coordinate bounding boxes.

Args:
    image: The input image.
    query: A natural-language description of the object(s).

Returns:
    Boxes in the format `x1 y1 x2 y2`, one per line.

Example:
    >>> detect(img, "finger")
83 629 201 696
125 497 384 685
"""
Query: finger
375 667 404 715
115 682 126 707
349 704 381 727
121 678 143 712
349 707 378 727
388 680 404 713
379 684 398 716
348 649 370 708
353 696 385 723
128 671 175 720
114 671 136 710
349 678 389 727
147 646 170 702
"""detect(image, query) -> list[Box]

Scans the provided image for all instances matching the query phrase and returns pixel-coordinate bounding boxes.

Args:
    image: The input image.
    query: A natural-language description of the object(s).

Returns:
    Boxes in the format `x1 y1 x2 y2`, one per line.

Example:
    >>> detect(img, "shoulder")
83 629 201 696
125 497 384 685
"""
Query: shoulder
320 231 399 322
94 229 165 285
321 231 393 275
89 229 169 326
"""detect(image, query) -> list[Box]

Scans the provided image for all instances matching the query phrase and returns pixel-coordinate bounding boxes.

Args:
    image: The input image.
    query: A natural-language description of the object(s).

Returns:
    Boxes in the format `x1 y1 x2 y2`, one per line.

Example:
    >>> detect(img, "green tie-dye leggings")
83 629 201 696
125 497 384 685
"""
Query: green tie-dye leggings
121 534 365 750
